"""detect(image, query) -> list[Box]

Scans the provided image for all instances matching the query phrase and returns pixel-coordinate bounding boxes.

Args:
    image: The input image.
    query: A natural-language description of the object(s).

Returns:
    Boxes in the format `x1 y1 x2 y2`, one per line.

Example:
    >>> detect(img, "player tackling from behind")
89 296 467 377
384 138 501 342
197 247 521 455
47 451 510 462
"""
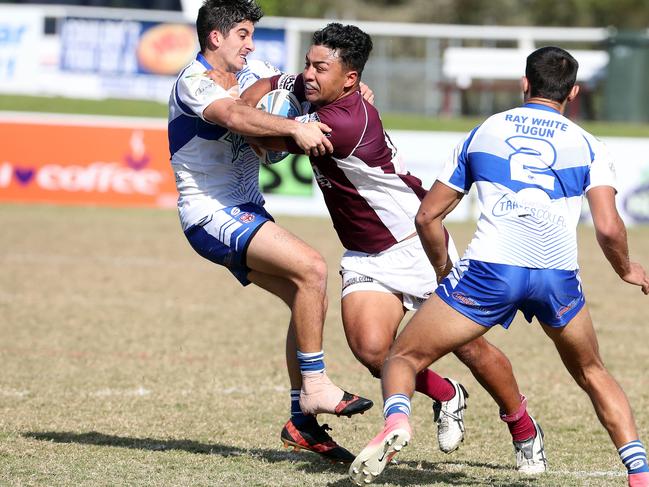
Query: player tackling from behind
350 46 649 486
242 22 546 474
168 0 373 464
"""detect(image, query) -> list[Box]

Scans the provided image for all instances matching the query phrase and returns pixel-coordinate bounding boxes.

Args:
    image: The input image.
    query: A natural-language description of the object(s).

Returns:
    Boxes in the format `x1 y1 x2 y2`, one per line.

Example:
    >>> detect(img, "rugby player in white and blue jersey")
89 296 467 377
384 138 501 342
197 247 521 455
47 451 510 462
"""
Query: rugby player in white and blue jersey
351 46 649 486
168 0 373 464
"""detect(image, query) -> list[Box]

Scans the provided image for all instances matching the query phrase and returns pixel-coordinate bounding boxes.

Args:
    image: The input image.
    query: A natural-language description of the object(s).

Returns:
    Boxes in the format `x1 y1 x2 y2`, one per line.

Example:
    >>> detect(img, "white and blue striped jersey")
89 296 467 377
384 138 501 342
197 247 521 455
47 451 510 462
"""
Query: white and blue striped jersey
168 55 280 230
438 103 616 271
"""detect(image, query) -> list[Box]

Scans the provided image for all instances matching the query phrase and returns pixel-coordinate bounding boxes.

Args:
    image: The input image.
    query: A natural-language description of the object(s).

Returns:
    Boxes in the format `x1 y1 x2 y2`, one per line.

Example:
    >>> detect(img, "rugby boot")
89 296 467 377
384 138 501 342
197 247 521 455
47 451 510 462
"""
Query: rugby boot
513 417 547 474
300 371 373 417
349 412 411 485
433 378 469 453
280 415 355 463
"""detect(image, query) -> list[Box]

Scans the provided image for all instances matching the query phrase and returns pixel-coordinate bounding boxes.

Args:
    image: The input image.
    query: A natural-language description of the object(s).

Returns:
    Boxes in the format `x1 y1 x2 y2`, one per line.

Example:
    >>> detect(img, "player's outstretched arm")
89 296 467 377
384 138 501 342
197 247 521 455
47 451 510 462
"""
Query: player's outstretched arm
415 180 464 283
587 186 649 294
203 97 332 156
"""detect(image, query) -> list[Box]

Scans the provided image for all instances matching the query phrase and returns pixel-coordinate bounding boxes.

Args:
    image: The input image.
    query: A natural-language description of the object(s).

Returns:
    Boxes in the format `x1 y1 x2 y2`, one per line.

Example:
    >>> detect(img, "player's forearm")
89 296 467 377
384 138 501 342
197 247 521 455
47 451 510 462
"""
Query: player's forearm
240 78 273 107
246 135 289 152
225 100 303 137
595 216 631 278
415 216 448 270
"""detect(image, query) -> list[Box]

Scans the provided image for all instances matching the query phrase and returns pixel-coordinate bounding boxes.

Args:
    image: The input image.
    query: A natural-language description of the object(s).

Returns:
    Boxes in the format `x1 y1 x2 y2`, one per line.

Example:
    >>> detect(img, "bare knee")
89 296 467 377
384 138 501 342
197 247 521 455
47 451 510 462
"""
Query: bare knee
453 339 486 368
294 252 327 294
453 338 511 371
348 335 390 378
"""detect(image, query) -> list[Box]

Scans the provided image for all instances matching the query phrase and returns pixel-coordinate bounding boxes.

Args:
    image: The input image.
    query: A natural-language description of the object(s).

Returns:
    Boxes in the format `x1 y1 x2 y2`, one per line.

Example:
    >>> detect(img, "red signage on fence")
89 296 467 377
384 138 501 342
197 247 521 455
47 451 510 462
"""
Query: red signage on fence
0 114 177 208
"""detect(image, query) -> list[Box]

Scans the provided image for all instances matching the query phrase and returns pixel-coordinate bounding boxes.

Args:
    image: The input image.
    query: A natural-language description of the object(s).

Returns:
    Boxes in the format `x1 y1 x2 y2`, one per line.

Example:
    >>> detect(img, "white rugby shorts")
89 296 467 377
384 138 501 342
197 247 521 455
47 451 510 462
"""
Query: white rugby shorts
340 233 459 310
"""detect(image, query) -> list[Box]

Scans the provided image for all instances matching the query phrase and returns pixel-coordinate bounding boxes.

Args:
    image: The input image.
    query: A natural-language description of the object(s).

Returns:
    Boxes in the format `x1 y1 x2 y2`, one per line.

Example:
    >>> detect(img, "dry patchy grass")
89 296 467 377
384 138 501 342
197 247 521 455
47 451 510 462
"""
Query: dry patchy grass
1 204 648 486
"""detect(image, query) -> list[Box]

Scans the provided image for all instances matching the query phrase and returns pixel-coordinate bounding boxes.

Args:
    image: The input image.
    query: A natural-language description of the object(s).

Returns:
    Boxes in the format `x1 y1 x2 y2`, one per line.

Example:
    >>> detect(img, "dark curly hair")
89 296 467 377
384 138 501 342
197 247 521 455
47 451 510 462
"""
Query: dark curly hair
312 23 373 77
197 0 263 52
526 46 578 103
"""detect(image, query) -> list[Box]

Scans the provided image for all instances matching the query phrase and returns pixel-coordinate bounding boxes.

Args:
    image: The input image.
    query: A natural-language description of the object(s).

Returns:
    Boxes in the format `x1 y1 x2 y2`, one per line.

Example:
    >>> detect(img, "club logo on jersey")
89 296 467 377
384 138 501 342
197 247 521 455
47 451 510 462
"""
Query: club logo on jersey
239 212 255 223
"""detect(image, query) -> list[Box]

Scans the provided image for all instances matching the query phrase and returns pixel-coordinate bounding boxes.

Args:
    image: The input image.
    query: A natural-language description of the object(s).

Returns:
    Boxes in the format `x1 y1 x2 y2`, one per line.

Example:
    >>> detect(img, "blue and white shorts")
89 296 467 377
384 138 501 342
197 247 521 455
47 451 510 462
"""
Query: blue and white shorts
435 259 585 328
184 203 274 286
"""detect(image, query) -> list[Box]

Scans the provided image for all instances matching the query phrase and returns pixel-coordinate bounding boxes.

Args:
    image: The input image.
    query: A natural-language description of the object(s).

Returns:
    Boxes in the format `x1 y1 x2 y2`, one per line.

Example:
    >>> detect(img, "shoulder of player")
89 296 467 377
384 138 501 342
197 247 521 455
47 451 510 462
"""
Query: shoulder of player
177 61 231 98
316 93 369 130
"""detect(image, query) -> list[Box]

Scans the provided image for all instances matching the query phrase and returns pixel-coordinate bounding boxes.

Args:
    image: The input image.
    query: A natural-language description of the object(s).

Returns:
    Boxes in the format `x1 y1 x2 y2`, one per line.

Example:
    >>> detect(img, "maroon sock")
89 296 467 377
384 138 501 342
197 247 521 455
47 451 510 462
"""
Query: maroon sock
500 395 536 442
415 369 455 402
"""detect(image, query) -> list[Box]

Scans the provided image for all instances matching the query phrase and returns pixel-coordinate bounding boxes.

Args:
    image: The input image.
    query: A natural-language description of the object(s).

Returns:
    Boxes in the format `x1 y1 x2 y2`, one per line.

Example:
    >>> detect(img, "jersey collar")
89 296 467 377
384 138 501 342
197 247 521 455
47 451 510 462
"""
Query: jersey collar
196 52 213 70
523 102 560 114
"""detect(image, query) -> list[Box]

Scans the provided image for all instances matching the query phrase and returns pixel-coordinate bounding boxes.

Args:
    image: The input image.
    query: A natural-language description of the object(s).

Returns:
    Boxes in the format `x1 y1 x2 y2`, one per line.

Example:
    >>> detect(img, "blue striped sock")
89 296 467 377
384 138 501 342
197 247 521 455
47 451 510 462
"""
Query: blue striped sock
619 440 649 474
290 389 308 426
297 350 325 374
383 394 411 418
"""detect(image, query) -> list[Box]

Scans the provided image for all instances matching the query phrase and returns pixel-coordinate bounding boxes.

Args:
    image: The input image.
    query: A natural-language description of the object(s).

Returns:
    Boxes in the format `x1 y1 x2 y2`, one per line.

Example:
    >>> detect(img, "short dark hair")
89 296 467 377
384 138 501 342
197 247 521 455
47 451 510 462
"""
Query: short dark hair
525 46 579 102
311 23 373 76
196 0 263 52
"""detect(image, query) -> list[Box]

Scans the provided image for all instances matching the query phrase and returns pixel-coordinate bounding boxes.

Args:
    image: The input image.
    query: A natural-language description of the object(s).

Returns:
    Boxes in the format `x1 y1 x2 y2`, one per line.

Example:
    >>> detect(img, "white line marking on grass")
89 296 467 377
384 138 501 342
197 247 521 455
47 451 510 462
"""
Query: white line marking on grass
441 463 625 478
547 470 625 478
90 386 151 397
0 388 30 397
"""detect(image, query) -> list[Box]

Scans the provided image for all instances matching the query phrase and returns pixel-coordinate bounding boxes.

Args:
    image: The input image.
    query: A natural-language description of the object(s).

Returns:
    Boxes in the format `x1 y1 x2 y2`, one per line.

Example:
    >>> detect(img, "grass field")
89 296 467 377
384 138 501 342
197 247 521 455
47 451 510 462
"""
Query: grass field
1 204 648 486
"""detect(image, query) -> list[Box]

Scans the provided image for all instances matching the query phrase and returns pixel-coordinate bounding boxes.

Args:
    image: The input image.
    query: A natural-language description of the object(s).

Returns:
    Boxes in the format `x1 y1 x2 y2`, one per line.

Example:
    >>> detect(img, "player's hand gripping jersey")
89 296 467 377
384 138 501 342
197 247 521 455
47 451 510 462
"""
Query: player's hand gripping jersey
270 73 427 254
438 103 617 271
168 56 280 230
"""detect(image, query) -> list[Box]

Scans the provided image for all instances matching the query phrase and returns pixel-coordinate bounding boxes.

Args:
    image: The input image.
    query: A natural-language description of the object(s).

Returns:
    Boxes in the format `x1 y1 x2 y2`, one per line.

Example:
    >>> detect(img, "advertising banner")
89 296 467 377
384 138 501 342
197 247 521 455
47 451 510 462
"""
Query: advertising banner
0 114 177 208
58 17 287 101
1 114 648 225
0 7 43 94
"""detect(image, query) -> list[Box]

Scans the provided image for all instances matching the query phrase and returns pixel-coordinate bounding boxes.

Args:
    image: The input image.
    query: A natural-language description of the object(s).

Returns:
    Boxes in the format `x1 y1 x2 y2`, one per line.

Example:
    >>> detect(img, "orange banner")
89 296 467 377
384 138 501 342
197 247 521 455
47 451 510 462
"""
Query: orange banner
0 114 177 208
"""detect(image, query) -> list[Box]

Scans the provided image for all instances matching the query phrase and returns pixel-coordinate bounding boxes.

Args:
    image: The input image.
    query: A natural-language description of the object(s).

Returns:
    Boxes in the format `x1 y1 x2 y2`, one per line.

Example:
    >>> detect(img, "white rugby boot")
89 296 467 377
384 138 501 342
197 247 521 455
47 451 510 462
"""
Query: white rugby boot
513 417 547 474
433 378 469 453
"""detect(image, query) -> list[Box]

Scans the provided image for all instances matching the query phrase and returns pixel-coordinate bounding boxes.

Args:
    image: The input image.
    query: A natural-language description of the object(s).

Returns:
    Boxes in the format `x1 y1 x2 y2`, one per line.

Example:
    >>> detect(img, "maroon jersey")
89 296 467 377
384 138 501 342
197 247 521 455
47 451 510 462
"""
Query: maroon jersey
271 74 427 254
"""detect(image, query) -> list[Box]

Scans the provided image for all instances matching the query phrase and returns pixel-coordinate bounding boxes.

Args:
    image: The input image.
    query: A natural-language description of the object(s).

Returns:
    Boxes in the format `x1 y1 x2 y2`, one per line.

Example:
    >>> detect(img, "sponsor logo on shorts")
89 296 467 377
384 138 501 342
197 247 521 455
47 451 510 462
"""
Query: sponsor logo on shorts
556 298 579 319
452 292 478 306
342 275 374 290
239 212 255 223
230 207 241 216
451 292 490 313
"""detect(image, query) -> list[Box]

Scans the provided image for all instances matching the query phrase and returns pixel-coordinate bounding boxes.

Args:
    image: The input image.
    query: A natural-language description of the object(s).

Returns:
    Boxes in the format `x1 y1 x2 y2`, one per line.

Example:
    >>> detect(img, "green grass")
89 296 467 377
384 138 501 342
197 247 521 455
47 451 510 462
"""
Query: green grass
3 94 649 136
0 95 168 118
1 204 648 486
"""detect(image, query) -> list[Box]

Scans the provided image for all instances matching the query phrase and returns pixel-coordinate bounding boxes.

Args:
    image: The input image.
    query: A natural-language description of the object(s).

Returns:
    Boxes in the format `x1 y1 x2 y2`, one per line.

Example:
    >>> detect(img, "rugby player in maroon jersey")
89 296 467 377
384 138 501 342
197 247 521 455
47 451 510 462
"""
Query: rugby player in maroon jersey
241 23 543 471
